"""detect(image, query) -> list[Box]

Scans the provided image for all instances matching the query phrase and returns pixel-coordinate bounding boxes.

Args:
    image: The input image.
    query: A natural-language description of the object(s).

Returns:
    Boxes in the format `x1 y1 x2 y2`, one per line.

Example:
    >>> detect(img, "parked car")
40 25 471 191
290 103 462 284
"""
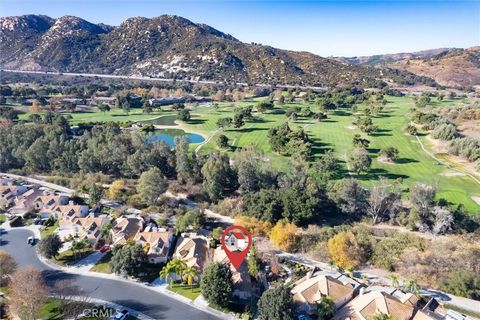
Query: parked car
27 236 35 245
110 309 129 320
99 245 110 253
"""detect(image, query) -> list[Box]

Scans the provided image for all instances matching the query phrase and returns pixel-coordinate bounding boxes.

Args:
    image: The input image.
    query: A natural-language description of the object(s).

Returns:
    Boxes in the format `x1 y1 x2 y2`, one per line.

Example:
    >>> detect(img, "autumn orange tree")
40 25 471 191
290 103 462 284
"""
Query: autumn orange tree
269 220 300 252
235 215 272 236
327 231 363 270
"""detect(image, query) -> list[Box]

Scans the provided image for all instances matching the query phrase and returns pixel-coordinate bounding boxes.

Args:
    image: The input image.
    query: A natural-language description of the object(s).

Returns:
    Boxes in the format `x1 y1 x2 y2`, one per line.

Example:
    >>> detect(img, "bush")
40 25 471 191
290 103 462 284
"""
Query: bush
431 123 458 141
379 147 399 162
439 269 480 299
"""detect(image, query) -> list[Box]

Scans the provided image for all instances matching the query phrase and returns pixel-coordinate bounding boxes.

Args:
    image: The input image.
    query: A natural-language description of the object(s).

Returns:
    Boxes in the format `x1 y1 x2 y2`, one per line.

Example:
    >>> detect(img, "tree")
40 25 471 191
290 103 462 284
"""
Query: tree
98 103 110 114
379 147 399 162
0 250 16 280
367 177 401 224
38 234 63 259
316 296 335 320
348 147 371 174
216 134 229 148
409 183 436 217
327 231 363 270
269 220 300 252
9 266 48 320
256 100 274 113
390 274 400 289
257 285 295 320
216 117 233 129
403 278 421 294
106 179 126 200
110 243 147 277
329 179 368 216
122 100 131 114
174 136 196 183
176 209 206 233
233 113 245 128
177 109 191 122
137 167 168 205
159 262 176 286
439 269 480 299
369 314 393 320
87 183 104 207
352 134 370 148
183 265 199 290
406 124 417 135
431 206 454 235
201 152 236 201
247 245 261 279
200 262 233 308
52 279 91 319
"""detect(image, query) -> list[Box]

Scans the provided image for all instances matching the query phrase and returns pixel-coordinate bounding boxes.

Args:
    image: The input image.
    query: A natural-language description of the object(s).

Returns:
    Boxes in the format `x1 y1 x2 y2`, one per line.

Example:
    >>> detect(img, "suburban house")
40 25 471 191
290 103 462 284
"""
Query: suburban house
173 235 209 271
0 185 29 208
110 216 144 246
213 246 253 300
149 97 185 107
225 231 249 251
8 188 44 215
291 273 357 314
54 203 89 221
134 230 173 264
34 194 70 218
332 287 419 320
89 96 116 106
58 216 111 244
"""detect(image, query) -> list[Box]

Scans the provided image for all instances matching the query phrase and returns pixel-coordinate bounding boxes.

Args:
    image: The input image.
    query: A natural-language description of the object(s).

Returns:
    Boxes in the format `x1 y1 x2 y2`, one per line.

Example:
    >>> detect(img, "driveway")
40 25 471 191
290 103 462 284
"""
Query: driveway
0 228 220 320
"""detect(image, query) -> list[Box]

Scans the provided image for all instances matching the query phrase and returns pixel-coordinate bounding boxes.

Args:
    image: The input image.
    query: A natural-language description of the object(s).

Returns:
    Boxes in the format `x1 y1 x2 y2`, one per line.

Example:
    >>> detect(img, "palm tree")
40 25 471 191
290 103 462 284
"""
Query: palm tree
328 259 335 271
170 259 187 283
390 274 400 289
183 266 198 291
159 263 175 287
403 278 420 295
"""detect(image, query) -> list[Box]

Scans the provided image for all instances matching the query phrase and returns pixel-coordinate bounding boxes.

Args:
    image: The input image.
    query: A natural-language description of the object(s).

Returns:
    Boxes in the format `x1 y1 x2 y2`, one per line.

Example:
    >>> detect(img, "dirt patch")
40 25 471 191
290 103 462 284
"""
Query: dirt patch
457 120 480 141
345 125 356 130
440 171 466 177
472 196 480 205
377 156 395 165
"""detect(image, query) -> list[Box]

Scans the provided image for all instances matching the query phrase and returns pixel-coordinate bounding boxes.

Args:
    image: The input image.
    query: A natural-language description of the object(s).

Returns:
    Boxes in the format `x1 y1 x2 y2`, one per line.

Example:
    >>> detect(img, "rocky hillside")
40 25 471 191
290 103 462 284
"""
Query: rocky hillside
0 14 436 87
389 47 480 87
338 47 480 87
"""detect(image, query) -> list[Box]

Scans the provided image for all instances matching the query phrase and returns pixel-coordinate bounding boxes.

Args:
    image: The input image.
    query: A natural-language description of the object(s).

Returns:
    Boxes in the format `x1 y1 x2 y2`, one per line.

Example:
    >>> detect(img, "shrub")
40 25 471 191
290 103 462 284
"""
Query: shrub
431 123 458 141
439 269 480 299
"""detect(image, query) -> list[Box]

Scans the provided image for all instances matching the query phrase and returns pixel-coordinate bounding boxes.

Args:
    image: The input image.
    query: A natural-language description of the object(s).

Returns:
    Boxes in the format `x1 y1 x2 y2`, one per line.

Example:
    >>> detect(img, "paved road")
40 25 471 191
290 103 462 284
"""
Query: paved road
0 228 220 320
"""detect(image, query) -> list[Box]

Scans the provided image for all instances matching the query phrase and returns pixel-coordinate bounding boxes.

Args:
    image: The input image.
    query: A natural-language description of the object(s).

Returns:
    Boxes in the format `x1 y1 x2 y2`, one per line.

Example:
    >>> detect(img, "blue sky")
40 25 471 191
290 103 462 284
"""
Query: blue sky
1 0 478 56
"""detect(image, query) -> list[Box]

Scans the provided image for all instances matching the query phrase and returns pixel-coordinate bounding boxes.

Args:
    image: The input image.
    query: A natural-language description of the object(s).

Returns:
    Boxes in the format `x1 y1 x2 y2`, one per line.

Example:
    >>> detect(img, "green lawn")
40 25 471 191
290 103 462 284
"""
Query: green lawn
18 107 175 125
181 96 480 212
167 284 201 301
40 221 59 239
52 248 94 266
37 298 63 320
90 252 112 273
0 213 5 224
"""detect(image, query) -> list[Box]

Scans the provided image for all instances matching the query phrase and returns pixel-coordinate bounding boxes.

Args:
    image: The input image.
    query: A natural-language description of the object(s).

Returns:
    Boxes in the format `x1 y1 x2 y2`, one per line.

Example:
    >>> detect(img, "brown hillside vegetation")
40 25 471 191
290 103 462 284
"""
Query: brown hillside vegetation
391 47 480 87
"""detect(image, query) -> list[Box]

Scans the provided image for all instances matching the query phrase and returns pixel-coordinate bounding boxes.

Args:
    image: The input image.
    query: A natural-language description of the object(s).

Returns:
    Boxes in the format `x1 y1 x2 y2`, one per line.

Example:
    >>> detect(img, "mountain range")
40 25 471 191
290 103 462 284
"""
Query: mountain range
1 14 478 88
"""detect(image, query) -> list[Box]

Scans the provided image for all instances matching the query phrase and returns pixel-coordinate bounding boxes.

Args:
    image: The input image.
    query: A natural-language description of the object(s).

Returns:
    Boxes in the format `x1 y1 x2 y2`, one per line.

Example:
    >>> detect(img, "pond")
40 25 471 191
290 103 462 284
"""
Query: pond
142 115 177 126
146 129 205 147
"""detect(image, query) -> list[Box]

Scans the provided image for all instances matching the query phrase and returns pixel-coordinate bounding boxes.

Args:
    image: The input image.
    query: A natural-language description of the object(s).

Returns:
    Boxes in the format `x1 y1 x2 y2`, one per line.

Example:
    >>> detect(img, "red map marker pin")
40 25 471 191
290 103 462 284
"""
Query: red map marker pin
221 225 252 270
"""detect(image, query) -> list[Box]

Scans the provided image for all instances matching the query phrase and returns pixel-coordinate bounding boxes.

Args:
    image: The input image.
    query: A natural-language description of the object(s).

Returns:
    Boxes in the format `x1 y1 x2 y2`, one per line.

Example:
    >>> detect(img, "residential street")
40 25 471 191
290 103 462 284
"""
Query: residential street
0 228 221 320
1 172 479 316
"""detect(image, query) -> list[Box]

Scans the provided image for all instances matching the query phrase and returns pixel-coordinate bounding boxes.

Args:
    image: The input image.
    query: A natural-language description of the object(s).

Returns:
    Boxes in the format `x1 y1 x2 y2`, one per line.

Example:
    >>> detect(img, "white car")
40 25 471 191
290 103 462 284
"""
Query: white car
27 236 35 245
110 309 129 320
